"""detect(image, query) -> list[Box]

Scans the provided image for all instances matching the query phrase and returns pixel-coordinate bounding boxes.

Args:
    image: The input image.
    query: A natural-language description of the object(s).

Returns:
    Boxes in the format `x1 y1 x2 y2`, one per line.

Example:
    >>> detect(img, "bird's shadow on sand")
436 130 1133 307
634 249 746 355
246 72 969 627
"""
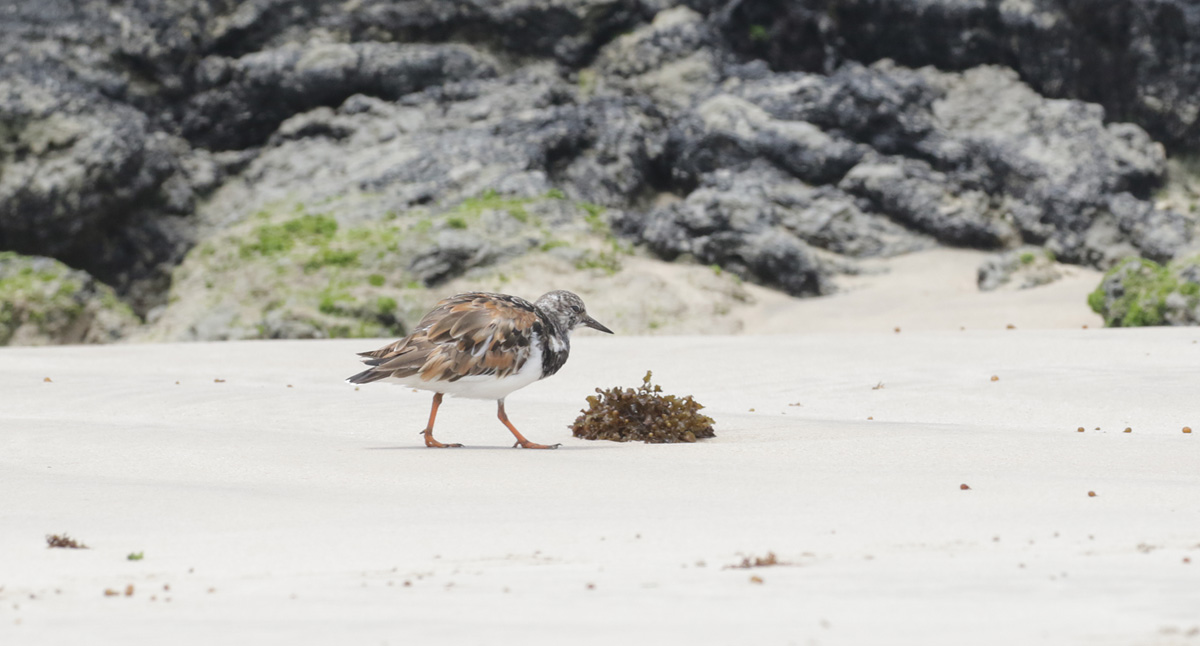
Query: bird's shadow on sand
364 444 608 451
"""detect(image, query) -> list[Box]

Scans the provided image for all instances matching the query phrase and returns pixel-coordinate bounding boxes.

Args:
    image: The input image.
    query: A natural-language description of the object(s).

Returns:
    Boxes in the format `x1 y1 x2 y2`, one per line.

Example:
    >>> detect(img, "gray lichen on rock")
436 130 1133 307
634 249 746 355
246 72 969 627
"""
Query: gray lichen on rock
977 246 1062 292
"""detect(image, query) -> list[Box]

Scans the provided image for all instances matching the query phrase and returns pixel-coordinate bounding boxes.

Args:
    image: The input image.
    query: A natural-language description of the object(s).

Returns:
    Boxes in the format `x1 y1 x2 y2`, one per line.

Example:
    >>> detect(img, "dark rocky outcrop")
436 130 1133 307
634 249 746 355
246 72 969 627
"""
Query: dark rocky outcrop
715 0 1200 153
629 60 1189 290
182 42 500 150
838 155 1019 249
327 0 653 66
620 162 929 296
3 0 1200 340
0 75 196 312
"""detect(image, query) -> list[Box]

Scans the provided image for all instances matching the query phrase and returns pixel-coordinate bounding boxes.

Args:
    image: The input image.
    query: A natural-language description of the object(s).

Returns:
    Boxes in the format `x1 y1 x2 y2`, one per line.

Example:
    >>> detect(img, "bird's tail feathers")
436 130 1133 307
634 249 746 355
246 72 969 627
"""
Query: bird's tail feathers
345 368 391 385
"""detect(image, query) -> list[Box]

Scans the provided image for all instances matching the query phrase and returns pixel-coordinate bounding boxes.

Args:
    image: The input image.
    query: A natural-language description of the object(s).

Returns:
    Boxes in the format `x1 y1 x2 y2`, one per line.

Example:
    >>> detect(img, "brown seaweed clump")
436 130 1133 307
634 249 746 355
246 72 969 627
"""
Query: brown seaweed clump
571 371 716 443
46 534 88 549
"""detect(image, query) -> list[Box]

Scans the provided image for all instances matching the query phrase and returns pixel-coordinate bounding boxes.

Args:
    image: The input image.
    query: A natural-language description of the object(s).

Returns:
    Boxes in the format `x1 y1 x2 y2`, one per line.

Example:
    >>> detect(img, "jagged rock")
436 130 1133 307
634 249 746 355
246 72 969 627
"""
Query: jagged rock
1104 193 1194 265
1088 256 1200 327
197 66 664 230
619 56 1186 295
552 97 670 208
729 61 946 160
728 62 1168 210
927 65 1175 263
332 0 650 66
0 252 140 345
703 229 827 297
977 247 1062 292
714 62 1185 264
625 162 928 270
0 75 196 311
182 42 500 150
715 0 1200 153
625 165 890 296
667 94 865 187
839 155 1020 249
590 6 723 112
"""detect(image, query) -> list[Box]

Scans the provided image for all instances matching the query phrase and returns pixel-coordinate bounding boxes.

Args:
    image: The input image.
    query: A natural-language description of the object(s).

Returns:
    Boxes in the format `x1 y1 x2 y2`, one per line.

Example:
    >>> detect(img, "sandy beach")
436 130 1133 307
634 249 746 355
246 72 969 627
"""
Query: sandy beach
3 311 1198 644
7 1 1200 643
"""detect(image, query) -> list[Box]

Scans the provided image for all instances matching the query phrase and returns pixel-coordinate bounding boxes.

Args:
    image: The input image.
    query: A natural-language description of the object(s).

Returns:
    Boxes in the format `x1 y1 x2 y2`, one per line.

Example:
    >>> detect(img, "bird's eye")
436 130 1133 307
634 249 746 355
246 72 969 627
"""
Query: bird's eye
572 305 582 313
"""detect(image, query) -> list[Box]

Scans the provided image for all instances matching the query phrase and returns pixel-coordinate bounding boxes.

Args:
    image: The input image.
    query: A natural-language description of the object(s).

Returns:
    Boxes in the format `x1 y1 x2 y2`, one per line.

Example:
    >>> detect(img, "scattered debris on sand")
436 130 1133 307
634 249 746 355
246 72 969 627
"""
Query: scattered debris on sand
727 553 788 569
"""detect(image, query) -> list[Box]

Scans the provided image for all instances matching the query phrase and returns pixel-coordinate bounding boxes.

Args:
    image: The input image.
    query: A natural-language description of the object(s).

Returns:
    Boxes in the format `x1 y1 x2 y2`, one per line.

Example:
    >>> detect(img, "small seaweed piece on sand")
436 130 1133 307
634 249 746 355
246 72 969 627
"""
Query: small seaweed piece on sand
46 534 88 549
571 371 715 443
728 552 786 569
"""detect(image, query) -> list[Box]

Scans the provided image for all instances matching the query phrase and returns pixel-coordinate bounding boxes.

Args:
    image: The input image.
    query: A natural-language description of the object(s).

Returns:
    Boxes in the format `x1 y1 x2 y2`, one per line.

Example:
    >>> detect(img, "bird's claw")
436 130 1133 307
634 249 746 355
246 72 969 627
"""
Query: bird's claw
420 429 462 448
512 441 561 450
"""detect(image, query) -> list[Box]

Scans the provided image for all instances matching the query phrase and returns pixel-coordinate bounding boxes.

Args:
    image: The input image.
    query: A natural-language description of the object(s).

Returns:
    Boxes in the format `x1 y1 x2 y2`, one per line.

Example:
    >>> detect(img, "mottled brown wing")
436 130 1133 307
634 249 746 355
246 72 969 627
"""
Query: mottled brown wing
347 293 540 385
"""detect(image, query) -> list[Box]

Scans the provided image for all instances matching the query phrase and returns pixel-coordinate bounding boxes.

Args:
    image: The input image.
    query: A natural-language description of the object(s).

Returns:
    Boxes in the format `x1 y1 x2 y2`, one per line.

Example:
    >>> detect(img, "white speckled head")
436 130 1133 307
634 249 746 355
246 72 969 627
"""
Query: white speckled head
534 290 613 335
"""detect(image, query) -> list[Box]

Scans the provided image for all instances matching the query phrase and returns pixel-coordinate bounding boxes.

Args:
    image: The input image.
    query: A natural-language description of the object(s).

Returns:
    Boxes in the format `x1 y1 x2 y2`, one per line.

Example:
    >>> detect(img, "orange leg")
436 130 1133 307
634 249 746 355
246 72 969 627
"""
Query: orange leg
497 399 560 449
420 393 462 448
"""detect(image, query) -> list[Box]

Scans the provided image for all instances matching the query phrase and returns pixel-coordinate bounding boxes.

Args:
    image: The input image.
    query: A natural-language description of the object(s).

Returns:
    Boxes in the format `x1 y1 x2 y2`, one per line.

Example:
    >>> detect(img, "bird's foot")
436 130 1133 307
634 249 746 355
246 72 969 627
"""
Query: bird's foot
512 440 561 450
419 429 463 448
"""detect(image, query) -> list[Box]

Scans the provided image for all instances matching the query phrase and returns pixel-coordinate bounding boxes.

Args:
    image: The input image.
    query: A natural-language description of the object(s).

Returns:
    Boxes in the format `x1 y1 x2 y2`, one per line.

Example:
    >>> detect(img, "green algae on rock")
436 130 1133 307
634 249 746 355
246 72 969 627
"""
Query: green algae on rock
146 192 632 341
150 204 429 341
571 371 715 443
0 252 140 345
1088 256 1200 327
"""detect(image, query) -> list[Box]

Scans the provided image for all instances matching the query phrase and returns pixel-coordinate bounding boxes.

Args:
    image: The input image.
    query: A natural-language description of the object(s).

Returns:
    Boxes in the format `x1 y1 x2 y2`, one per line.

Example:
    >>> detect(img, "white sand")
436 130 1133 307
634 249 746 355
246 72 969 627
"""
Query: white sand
3 315 1199 644
741 248 1106 333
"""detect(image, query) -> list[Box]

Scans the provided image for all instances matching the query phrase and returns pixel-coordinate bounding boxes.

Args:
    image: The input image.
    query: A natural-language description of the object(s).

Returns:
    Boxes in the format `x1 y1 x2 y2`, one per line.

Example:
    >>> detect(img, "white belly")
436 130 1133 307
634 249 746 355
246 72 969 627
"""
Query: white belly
382 342 545 400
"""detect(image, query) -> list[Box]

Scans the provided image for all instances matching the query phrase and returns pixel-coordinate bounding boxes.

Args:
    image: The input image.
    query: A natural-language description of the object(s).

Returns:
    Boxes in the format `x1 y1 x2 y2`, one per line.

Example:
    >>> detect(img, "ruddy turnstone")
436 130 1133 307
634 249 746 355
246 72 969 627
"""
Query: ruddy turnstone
347 290 612 449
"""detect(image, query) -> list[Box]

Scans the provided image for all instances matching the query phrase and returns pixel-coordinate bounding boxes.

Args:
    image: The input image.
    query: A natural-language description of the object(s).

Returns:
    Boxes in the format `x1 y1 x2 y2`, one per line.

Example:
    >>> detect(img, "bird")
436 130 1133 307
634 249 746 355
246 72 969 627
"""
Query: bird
347 290 613 449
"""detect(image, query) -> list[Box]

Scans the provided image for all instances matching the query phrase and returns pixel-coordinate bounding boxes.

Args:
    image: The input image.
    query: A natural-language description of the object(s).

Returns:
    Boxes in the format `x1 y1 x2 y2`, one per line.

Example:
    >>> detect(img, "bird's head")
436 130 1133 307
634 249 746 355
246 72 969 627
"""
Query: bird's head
535 290 613 335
